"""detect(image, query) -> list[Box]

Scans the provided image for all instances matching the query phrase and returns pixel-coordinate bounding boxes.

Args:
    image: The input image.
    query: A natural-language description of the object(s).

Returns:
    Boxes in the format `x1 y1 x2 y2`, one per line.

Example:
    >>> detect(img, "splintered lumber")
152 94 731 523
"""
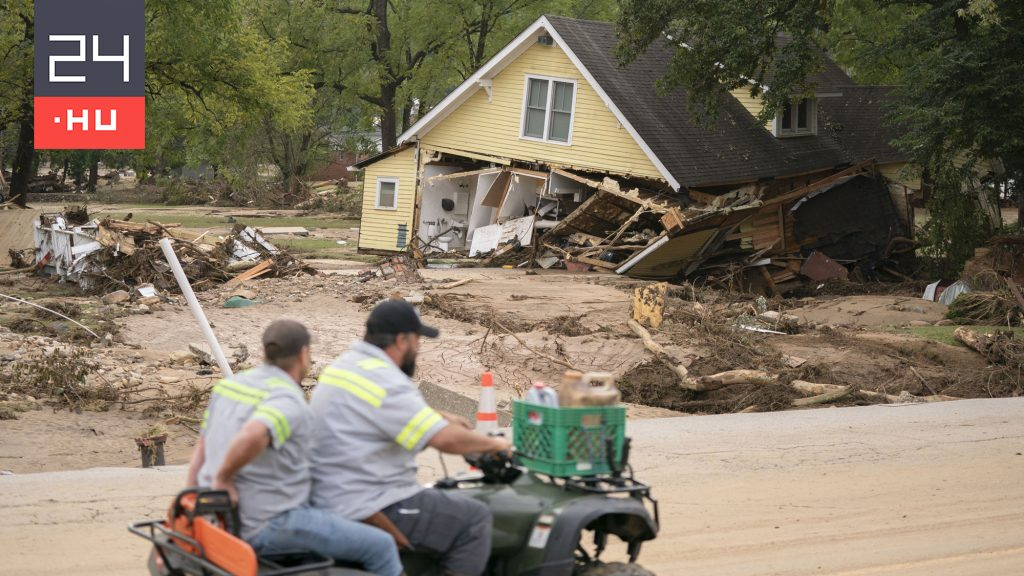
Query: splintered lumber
696 370 775 388
792 383 858 407
224 260 272 287
436 278 473 290
627 319 694 388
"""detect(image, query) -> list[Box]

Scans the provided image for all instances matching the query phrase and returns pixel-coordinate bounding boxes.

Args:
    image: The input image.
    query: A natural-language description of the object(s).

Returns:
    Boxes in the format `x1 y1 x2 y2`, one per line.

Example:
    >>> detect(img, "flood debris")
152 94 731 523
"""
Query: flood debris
32 208 313 293
410 161 912 296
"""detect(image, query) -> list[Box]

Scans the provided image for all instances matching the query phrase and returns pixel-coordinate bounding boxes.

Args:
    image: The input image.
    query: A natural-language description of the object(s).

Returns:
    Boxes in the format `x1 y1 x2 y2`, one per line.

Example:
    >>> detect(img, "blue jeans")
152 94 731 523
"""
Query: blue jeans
248 506 402 576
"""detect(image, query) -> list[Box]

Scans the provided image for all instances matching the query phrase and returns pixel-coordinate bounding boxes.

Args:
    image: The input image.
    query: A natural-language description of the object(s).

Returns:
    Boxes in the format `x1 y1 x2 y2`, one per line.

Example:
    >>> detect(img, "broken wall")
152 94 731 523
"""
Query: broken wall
791 174 906 262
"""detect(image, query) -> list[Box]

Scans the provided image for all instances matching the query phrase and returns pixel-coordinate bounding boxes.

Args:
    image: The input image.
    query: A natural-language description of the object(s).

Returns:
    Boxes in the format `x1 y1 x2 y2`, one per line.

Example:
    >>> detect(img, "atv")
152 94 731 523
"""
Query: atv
130 441 659 576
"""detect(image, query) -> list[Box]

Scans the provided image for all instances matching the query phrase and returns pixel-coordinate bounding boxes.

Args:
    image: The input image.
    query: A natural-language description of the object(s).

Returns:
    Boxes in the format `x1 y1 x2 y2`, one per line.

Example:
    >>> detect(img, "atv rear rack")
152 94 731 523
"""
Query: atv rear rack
129 519 334 576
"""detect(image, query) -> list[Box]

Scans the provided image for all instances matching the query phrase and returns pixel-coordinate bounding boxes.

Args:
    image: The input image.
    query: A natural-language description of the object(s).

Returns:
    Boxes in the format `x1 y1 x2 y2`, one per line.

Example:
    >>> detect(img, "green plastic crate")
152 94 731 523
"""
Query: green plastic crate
512 401 625 477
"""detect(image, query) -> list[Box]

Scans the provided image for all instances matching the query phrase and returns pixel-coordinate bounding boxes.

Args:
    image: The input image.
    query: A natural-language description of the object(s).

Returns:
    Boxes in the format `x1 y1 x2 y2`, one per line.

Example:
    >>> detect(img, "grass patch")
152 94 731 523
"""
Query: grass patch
900 325 1024 346
272 237 381 263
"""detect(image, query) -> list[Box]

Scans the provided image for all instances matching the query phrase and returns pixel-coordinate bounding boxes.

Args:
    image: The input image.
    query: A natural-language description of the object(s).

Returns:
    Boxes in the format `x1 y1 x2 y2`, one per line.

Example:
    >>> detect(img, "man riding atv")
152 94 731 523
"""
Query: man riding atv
310 300 511 576
186 319 402 575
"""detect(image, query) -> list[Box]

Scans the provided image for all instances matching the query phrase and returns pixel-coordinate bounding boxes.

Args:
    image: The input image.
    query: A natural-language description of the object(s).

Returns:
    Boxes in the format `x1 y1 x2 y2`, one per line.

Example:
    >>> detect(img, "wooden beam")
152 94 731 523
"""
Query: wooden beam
427 167 503 183
762 160 874 207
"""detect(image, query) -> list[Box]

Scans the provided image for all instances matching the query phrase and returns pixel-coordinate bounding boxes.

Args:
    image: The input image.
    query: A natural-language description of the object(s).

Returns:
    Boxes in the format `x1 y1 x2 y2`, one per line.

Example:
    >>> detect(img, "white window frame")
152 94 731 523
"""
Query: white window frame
773 98 817 137
375 177 399 210
520 74 578 146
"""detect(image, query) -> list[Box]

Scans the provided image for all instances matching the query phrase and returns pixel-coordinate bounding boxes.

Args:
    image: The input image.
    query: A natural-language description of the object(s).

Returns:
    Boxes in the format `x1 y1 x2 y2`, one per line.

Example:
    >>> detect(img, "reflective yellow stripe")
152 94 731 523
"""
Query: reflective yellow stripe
266 378 295 390
396 407 443 451
322 367 387 399
217 379 269 401
254 405 291 443
213 383 262 406
201 409 210 430
319 374 384 408
358 358 390 371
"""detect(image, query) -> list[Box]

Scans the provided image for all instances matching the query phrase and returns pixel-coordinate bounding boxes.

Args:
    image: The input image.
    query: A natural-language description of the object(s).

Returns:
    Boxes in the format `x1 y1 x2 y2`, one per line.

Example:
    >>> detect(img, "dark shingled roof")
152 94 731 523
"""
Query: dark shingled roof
545 16 898 188
818 86 907 165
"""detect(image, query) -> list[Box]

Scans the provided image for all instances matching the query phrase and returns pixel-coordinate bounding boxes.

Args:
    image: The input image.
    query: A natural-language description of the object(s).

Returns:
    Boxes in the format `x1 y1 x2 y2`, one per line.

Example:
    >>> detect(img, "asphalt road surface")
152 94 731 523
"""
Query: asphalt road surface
2 397 1022 575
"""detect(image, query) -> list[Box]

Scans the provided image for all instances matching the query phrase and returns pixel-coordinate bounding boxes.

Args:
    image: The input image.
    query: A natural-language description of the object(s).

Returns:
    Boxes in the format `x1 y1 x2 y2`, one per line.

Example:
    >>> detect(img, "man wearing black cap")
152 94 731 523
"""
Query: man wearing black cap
310 300 511 576
185 320 402 576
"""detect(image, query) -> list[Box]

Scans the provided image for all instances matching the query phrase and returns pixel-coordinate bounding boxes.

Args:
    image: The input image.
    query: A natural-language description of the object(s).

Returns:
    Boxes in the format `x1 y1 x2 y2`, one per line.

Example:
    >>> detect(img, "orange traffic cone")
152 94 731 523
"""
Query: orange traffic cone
476 371 498 433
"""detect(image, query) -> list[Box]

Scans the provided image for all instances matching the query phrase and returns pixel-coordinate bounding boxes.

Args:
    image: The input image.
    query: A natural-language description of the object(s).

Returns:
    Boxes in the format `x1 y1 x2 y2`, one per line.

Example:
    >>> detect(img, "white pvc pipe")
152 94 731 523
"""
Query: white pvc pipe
159 238 233 378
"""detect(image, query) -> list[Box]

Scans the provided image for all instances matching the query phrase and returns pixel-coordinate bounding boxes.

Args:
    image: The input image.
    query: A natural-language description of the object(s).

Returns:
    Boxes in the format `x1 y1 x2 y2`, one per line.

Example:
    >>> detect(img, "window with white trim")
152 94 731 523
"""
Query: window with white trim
521 76 577 144
775 99 817 137
375 177 398 210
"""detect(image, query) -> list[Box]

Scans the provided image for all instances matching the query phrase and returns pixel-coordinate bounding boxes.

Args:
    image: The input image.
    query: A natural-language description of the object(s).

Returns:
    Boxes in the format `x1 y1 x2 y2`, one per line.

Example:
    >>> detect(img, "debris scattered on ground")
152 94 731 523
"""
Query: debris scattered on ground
946 291 1022 326
32 208 314 293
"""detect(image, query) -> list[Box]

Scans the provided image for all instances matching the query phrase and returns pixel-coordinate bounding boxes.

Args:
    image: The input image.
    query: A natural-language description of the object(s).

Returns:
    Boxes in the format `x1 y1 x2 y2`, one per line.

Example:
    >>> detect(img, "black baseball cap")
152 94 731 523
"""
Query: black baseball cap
263 319 311 360
366 300 439 338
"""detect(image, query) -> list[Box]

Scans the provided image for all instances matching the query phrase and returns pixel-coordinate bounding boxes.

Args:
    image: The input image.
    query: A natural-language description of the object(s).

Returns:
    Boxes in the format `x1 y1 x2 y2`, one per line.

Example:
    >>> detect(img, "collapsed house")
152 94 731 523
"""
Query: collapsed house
354 15 995 289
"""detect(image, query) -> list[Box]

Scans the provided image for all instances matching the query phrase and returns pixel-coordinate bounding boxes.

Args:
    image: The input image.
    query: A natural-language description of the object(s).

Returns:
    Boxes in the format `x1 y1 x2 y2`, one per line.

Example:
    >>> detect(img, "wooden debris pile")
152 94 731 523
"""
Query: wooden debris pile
33 209 314 293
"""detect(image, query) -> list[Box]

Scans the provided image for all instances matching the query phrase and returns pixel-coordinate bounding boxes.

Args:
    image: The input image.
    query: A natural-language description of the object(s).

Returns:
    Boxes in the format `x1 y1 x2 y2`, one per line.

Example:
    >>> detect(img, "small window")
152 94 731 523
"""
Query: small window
376 178 398 210
776 99 816 137
521 76 576 144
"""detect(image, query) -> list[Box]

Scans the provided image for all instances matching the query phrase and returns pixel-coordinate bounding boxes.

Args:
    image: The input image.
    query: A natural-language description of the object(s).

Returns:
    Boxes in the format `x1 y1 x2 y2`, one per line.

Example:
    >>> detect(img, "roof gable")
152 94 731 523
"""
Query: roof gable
399 16 680 189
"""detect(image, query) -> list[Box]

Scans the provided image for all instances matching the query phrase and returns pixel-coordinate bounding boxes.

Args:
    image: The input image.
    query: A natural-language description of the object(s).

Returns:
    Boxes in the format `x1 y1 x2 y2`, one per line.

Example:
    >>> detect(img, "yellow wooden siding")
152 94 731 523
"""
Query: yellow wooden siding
358 147 418 251
879 161 921 191
419 43 663 181
729 87 771 129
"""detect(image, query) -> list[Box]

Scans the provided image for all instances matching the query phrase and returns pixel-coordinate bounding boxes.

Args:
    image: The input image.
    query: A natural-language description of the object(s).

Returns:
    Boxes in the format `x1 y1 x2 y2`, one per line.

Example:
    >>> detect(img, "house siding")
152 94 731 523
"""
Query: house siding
358 147 418 251
729 88 771 128
419 43 664 181
879 161 921 191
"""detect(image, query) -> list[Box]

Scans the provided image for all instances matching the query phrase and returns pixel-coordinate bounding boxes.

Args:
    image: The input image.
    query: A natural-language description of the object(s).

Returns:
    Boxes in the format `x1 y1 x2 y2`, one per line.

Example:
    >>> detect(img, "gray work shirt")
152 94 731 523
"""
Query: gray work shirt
309 341 449 520
198 364 312 541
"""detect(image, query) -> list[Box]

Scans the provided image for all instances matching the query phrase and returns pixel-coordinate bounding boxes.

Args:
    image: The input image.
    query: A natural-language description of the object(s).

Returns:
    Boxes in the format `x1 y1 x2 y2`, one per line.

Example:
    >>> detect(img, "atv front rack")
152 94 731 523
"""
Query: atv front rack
557 475 660 530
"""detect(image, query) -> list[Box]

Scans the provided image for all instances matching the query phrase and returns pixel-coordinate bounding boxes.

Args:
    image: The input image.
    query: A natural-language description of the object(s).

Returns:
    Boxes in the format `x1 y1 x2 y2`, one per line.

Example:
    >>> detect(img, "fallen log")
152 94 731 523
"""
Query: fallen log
696 370 775 388
627 319 696 390
790 380 960 404
792 383 858 407
954 326 991 356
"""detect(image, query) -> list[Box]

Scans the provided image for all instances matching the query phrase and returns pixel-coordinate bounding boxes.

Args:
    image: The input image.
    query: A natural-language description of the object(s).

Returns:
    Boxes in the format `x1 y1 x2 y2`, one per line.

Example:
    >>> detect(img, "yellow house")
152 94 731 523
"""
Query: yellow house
355 16 922 254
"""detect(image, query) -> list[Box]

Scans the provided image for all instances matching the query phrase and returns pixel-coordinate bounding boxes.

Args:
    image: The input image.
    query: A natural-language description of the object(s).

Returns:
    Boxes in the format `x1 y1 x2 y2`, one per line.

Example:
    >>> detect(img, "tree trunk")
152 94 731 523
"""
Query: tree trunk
379 82 399 150
87 157 99 193
1016 176 1023 232
9 108 34 207
372 0 399 150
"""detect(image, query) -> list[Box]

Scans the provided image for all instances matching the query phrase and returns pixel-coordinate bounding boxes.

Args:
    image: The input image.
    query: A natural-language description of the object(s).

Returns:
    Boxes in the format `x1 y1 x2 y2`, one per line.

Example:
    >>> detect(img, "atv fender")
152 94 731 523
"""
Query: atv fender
523 495 658 576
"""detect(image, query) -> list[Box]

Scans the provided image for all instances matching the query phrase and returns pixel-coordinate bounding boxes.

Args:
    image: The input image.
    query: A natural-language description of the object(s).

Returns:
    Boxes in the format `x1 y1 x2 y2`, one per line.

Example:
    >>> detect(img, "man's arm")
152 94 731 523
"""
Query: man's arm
212 420 271 504
436 410 471 430
186 436 205 487
428 424 511 455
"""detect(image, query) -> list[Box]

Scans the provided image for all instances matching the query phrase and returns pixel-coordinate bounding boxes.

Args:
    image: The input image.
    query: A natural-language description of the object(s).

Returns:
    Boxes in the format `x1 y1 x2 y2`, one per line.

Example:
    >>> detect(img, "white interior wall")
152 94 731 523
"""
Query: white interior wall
467 172 499 241
498 174 546 222
419 164 473 247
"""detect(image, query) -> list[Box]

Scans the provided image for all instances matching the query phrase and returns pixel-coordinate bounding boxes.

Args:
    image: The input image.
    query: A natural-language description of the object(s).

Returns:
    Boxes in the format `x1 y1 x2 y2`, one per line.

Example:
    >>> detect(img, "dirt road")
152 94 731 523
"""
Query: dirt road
2 397 1022 575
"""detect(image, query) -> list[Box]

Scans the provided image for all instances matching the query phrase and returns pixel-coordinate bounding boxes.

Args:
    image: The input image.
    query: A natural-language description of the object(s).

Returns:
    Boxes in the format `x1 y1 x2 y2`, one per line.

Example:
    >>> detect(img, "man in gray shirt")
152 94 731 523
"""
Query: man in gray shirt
186 320 401 576
310 300 511 576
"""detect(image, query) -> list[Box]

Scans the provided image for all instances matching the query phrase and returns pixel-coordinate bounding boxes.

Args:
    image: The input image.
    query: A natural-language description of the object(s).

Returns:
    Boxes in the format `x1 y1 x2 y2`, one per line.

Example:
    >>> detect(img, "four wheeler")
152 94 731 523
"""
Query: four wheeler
131 404 658 575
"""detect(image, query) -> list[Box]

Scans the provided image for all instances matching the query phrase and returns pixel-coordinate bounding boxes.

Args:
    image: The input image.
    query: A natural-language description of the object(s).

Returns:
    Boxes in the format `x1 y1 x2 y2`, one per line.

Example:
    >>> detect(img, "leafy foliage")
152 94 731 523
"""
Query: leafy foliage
616 0 1024 273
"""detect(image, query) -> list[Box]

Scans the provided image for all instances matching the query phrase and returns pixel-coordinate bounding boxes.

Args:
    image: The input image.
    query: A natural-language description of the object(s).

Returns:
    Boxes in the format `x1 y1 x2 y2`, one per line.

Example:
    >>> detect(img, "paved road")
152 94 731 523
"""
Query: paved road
2 398 1022 575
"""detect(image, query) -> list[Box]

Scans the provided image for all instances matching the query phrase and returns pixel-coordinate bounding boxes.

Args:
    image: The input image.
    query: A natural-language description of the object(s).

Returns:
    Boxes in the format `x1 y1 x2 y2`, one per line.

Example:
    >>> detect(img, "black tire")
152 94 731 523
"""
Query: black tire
575 562 656 576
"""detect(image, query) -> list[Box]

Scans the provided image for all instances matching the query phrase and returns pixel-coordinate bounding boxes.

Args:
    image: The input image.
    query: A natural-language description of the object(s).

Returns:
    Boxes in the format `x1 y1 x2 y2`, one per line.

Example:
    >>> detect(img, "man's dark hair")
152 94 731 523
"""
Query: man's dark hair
364 331 397 350
263 320 311 369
